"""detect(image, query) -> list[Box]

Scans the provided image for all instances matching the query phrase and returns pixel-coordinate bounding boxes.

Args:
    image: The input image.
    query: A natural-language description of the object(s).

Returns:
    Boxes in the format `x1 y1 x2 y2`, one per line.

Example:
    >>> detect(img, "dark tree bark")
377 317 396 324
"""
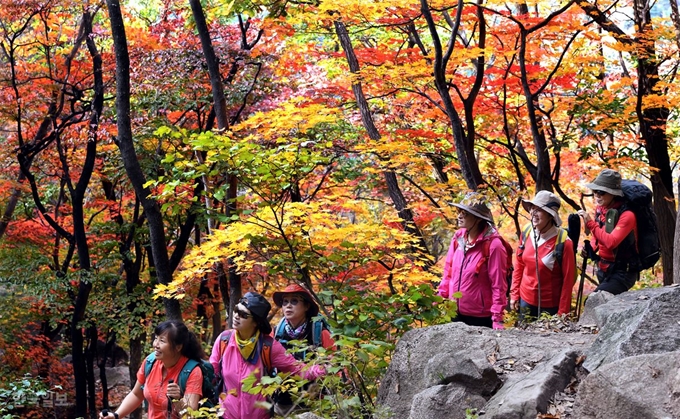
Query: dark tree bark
189 0 229 131
189 1 254 327
419 0 484 189
106 0 181 319
12 10 103 416
334 20 432 265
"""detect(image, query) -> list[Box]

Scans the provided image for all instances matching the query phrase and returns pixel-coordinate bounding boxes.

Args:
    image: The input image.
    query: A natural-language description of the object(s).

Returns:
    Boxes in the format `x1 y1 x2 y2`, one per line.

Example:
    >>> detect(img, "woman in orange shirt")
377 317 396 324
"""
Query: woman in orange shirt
100 320 205 419
510 191 575 319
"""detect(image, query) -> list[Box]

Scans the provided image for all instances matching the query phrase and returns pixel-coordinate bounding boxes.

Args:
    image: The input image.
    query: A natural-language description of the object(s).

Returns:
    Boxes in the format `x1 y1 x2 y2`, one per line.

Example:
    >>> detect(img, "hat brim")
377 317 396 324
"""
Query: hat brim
273 291 320 318
521 199 562 227
451 203 493 223
585 182 624 197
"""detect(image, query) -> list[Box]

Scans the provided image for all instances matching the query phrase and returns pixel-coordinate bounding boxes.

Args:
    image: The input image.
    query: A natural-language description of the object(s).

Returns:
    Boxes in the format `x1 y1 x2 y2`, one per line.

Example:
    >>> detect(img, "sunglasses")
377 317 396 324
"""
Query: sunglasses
233 308 251 319
282 297 301 307
593 190 607 196
457 210 470 217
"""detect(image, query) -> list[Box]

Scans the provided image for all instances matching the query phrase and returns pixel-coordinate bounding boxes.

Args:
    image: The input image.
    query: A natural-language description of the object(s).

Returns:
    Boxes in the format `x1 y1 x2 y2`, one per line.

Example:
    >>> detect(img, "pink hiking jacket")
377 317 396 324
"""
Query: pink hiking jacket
210 330 325 419
438 226 508 319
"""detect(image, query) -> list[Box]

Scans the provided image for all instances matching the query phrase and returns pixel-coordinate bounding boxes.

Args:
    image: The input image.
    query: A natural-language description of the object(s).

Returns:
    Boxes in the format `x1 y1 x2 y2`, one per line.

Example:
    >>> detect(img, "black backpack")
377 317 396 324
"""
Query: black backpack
617 180 661 271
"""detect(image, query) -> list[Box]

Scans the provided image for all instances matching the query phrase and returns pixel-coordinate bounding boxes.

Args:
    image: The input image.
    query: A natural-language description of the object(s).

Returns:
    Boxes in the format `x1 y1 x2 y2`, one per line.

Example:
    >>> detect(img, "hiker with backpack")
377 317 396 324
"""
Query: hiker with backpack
438 193 508 330
577 169 645 295
99 320 206 419
210 291 326 419
271 283 334 416
510 191 576 320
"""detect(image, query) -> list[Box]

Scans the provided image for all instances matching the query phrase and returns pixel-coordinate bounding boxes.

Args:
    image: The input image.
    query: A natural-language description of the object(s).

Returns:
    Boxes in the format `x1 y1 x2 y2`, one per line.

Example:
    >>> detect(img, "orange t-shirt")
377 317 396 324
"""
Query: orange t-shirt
137 355 203 419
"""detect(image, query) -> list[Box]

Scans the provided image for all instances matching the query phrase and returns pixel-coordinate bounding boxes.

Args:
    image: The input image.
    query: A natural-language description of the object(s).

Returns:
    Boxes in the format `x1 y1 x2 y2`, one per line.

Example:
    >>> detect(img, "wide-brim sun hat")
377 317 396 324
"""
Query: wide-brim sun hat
273 283 319 318
584 169 624 197
451 192 494 224
238 292 273 335
521 190 562 226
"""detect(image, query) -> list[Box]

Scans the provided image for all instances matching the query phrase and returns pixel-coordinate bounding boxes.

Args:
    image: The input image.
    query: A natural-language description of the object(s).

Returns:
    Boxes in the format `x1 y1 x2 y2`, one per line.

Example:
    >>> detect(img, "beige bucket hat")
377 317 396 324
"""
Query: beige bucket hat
521 190 562 226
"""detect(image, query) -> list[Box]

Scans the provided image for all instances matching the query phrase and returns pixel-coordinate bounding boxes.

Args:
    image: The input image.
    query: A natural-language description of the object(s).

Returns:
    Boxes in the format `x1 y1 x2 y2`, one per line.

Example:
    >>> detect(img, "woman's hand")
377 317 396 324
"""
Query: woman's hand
577 210 591 225
167 381 181 400
509 299 519 311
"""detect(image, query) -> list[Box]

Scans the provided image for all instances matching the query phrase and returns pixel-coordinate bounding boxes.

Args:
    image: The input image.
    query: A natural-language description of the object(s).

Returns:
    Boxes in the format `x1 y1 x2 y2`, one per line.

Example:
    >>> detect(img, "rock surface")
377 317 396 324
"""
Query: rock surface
377 285 680 419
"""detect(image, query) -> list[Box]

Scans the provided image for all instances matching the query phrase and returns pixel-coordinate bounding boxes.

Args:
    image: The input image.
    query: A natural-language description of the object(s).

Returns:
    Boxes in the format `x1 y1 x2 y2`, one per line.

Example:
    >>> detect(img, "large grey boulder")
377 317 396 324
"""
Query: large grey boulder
377 285 680 419
377 322 594 419
572 351 680 419
94 365 131 389
409 384 486 419
482 349 580 419
583 286 680 372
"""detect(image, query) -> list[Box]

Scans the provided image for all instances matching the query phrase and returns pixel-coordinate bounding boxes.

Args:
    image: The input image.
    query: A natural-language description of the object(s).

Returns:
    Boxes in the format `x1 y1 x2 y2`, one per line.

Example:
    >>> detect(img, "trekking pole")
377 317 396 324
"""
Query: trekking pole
167 379 174 419
575 240 589 321
567 214 581 318
533 224 541 319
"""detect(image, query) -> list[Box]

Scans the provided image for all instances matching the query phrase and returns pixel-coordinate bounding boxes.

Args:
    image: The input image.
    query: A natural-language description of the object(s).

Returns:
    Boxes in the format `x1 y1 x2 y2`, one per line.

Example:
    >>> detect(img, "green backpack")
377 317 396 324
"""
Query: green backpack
141 353 219 408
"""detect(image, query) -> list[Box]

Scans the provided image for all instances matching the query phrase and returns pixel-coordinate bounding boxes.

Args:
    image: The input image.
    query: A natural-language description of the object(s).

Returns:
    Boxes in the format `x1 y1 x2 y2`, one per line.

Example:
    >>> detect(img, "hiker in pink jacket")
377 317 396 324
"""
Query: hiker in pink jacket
210 292 325 419
439 194 508 329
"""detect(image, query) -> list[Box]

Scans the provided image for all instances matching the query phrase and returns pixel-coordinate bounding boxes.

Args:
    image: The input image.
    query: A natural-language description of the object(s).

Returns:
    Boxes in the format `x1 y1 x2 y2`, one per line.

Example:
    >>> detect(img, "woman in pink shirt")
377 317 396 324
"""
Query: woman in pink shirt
100 320 205 419
210 292 325 419
439 194 508 330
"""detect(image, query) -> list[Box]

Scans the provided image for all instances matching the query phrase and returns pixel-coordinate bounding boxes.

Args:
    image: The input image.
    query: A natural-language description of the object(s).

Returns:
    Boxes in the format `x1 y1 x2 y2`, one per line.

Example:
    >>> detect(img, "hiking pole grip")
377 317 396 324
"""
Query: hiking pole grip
167 379 175 418
101 409 119 419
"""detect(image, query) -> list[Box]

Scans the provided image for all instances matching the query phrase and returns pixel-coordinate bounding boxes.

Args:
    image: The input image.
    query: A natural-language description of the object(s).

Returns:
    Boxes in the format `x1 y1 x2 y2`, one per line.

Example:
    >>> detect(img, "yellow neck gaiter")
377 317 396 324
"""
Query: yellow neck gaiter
235 330 260 361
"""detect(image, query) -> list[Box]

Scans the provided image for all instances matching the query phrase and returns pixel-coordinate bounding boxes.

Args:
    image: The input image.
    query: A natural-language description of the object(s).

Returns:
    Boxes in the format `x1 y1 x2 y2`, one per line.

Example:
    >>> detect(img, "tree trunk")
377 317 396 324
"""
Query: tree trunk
578 0 676 284
189 0 245 319
419 0 484 189
334 20 432 263
635 0 675 285
106 0 181 319
675 178 680 284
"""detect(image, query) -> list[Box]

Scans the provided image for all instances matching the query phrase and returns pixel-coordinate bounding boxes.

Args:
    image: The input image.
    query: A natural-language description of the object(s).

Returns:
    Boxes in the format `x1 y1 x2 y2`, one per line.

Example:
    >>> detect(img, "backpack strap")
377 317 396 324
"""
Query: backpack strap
140 353 156 391
274 318 286 341
260 335 273 377
219 330 232 357
474 240 491 275
312 318 327 347
178 359 200 397
518 225 532 256
214 330 232 392
554 228 568 268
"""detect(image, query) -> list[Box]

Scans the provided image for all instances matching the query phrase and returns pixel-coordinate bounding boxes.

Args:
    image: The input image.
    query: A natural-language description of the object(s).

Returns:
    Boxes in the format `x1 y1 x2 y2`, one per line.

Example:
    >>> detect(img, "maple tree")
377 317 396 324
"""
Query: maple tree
0 0 678 417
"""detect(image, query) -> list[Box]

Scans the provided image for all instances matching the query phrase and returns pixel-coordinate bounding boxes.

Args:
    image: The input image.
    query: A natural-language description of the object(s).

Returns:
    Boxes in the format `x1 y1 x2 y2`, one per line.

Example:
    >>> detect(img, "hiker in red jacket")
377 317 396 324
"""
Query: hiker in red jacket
578 169 639 295
439 193 508 329
511 191 575 320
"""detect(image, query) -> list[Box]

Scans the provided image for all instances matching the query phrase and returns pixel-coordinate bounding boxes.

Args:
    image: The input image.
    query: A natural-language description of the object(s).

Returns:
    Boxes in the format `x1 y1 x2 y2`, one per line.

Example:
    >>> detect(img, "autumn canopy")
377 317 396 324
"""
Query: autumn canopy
0 0 678 417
